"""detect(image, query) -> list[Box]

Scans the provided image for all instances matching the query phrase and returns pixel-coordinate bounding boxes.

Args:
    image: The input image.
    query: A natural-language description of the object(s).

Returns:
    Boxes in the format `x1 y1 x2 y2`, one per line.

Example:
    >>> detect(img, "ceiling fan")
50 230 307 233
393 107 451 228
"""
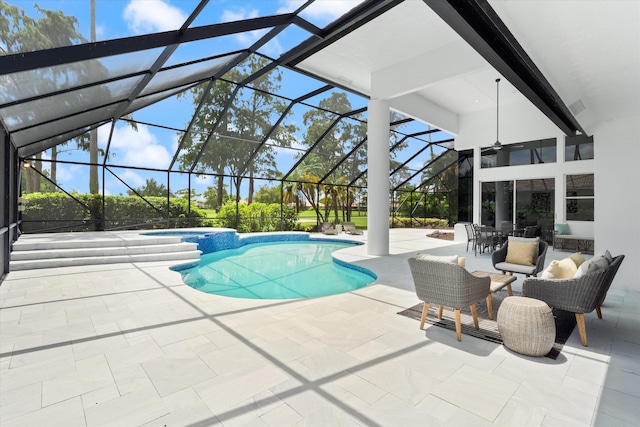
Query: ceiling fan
482 78 504 153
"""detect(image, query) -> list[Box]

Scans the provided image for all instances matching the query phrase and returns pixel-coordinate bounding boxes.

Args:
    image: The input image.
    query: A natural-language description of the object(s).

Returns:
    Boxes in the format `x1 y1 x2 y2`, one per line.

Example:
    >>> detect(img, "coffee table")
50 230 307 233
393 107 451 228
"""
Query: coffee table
471 271 517 320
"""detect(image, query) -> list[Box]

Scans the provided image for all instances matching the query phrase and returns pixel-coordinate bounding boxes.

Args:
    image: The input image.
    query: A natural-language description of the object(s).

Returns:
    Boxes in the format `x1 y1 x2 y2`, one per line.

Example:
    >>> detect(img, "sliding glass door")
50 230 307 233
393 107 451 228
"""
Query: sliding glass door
482 178 555 241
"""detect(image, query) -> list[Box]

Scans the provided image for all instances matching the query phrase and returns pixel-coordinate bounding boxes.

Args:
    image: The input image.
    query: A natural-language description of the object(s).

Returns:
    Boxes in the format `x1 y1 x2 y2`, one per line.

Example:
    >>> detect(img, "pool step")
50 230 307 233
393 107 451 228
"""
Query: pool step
10 231 202 271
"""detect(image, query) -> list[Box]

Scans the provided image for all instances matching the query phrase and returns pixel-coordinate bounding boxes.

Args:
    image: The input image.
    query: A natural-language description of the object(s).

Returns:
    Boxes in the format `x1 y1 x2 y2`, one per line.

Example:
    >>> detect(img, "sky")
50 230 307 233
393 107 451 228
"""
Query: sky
14 0 450 199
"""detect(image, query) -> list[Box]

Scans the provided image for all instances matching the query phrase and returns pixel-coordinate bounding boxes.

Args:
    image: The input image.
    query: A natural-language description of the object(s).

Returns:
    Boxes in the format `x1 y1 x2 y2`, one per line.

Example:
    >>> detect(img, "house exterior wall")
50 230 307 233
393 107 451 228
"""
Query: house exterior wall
454 101 638 292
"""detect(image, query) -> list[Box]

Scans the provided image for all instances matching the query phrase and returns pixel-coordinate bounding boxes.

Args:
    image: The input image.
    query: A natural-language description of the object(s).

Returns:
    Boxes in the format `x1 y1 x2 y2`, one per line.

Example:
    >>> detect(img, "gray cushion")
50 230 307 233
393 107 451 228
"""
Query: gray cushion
574 252 611 278
495 262 536 275
416 253 459 264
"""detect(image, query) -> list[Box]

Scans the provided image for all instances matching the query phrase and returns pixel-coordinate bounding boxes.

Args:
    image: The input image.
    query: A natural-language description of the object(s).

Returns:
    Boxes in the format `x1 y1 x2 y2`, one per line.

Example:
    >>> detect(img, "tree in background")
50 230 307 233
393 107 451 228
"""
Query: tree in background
175 188 201 201
253 185 281 204
127 178 172 197
1 0 85 193
178 56 297 206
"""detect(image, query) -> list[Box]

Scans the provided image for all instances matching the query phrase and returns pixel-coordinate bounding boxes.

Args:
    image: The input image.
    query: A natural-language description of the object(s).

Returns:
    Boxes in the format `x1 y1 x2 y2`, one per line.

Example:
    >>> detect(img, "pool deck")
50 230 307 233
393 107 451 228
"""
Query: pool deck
1 229 638 426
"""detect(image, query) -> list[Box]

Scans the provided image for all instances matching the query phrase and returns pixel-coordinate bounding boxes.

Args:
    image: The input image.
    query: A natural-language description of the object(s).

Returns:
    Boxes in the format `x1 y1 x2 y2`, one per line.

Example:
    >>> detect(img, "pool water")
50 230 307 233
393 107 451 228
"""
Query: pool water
177 240 376 299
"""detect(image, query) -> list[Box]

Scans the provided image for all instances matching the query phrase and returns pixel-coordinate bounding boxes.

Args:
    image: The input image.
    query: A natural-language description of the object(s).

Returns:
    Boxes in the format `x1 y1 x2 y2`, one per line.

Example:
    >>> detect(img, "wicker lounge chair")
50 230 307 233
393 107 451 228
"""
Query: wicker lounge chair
408 257 491 341
342 221 363 235
320 222 339 235
522 254 624 346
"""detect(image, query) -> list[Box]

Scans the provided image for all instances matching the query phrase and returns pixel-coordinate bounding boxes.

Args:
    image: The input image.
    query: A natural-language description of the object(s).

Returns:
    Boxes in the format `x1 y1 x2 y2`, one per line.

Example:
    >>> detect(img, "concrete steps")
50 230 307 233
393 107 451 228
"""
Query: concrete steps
10 231 202 271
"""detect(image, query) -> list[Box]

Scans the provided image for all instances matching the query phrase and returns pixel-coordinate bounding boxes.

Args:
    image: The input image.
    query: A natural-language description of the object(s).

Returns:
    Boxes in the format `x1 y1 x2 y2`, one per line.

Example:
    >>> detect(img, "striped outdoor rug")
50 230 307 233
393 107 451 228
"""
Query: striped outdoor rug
397 291 576 359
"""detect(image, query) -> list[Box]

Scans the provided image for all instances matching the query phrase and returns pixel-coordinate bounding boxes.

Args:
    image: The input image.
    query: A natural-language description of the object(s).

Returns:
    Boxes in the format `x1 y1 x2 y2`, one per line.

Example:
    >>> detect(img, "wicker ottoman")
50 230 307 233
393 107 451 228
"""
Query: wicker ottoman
497 296 556 356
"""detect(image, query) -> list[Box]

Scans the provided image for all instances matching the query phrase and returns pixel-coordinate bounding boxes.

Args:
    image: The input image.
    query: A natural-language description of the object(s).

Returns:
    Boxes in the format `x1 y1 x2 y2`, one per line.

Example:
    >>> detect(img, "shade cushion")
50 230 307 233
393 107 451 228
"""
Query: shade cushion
505 240 537 266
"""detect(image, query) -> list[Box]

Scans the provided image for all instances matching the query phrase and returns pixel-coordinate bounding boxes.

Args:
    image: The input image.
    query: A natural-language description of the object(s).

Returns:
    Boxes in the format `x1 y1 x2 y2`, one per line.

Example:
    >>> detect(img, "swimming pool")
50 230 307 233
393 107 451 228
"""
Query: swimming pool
174 240 376 299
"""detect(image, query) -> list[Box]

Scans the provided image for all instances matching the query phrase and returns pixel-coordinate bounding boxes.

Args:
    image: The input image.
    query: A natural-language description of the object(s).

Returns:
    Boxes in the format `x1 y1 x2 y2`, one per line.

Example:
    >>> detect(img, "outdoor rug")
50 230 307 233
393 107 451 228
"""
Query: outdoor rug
397 291 576 359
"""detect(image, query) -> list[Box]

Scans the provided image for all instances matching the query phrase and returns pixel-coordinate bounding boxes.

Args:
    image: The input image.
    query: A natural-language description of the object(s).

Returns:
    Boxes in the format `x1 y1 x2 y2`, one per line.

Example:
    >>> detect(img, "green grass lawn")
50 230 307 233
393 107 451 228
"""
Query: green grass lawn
199 207 368 230
297 209 368 229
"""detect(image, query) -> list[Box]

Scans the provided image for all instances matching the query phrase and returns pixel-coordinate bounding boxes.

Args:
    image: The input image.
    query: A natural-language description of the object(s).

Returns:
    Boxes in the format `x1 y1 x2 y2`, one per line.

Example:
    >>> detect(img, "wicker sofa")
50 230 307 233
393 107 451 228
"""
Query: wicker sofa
522 254 624 346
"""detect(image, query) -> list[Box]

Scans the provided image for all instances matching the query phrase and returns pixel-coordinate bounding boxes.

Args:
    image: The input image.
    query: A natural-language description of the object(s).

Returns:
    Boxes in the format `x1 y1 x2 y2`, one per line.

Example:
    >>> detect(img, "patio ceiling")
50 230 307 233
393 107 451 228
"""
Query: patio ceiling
295 0 640 137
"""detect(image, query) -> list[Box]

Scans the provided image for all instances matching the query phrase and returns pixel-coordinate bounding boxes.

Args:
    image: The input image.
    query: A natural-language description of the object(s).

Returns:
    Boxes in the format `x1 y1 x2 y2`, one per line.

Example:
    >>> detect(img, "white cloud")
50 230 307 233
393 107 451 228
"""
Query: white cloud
119 169 146 188
124 0 188 34
195 174 213 186
279 0 364 24
100 123 172 168
55 164 81 184
220 7 267 45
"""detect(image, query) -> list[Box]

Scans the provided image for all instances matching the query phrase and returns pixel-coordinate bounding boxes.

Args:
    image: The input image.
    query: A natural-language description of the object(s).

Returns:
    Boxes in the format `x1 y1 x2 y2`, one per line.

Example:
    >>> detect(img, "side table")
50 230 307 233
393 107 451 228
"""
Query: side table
471 271 517 320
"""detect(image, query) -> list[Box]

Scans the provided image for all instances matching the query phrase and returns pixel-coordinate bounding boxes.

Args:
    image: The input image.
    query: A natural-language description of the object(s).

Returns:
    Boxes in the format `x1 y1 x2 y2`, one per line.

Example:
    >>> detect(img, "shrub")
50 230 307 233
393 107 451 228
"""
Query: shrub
390 217 449 229
217 202 298 232
21 193 212 232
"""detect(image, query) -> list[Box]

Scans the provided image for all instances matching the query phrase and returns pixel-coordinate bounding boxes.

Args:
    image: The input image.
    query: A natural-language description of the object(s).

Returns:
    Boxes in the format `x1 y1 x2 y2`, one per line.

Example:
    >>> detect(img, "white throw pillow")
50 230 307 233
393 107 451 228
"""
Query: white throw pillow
541 258 578 279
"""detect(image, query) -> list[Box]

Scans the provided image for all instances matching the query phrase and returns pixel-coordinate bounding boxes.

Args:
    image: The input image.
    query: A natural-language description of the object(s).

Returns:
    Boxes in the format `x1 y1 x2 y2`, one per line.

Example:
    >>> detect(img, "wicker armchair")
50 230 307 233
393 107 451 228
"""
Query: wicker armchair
522 254 624 346
492 239 548 277
408 258 491 341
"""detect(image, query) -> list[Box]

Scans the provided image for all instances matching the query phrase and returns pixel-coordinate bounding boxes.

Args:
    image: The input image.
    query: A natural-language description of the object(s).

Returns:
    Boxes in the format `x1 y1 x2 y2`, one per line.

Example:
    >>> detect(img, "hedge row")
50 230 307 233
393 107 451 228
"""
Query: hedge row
390 217 449 229
217 202 298 232
21 193 212 233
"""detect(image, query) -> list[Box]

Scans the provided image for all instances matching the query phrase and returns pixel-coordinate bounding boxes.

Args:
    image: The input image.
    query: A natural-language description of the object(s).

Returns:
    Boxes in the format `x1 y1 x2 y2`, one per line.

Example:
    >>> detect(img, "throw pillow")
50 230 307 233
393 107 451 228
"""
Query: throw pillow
505 241 537 266
568 252 586 268
555 223 570 235
415 253 459 265
574 252 611 278
508 236 540 259
541 257 578 279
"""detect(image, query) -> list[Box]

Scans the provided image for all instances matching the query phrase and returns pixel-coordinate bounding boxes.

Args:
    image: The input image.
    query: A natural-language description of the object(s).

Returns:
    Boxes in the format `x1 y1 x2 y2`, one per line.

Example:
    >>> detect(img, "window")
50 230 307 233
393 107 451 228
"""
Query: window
566 174 594 221
481 138 556 168
565 135 594 161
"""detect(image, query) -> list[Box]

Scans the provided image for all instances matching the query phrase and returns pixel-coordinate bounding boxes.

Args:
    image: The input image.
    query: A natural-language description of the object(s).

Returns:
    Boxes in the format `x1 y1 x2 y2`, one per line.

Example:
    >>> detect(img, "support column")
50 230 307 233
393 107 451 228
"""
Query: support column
367 99 390 255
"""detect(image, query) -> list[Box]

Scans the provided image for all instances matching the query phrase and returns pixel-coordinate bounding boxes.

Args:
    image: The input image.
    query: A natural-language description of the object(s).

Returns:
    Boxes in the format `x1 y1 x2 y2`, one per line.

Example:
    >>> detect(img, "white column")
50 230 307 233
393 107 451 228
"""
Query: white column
367 98 390 255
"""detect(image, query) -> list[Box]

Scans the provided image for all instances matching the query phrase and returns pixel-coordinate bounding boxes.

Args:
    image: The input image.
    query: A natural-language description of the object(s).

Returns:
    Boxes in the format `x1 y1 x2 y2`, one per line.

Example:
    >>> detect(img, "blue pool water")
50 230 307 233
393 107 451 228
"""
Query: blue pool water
176 240 376 299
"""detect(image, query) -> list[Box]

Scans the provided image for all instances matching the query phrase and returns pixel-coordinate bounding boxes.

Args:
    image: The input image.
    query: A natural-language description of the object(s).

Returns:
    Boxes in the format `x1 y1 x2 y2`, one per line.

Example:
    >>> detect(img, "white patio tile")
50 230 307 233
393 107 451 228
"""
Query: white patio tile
354 356 441 405
596 387 640 425
80 384 120 409
359 393 442 426
296 345 361 378
141 404 219 427
415 394 458 424
432 364 519 421
493 396 547 426
104 335 164 370
42 354 114 406
0 382 42 423
142 352 217 397
2 397 86 427
84 383 168 427
593 411 639 427
330 371 387 405
261 402 303 427
514 381 598 425
194 363 291 414
293 404 362 427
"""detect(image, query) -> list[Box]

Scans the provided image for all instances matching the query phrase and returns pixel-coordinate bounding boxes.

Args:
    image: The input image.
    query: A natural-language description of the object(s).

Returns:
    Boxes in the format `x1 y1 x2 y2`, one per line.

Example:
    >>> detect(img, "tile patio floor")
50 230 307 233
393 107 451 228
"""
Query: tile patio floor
1 229 638 426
